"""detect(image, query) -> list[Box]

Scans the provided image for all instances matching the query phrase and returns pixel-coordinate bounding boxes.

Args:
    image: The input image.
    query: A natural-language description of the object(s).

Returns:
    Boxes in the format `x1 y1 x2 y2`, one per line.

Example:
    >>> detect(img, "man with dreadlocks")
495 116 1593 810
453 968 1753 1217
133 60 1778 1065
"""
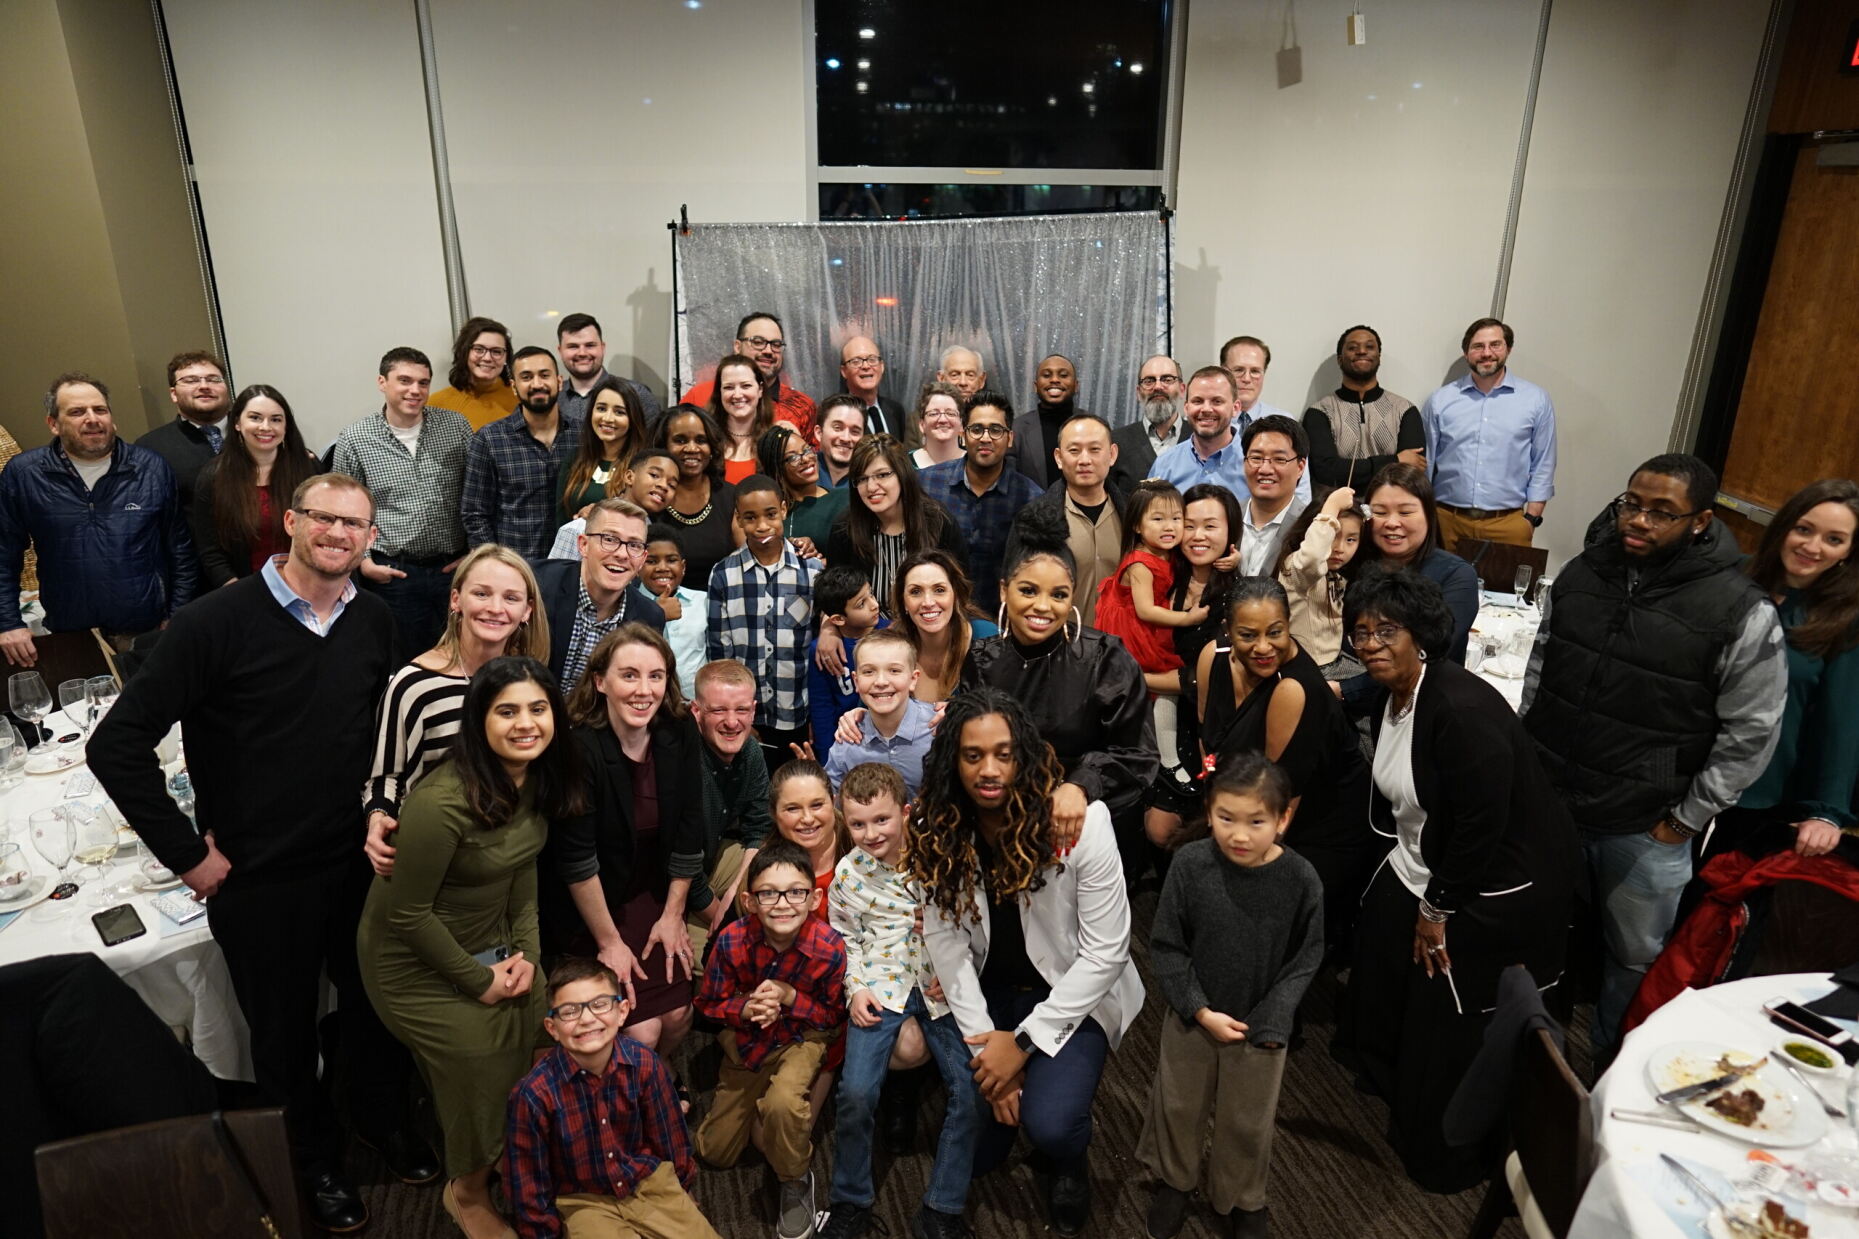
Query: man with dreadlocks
911 688 1145 1239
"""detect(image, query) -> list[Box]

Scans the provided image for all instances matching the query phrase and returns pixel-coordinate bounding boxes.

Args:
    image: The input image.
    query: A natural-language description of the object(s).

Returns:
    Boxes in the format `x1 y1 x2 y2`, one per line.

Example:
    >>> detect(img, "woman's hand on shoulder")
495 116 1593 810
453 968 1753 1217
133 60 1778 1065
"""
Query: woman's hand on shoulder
835 707 868 746
1049 782 1089 854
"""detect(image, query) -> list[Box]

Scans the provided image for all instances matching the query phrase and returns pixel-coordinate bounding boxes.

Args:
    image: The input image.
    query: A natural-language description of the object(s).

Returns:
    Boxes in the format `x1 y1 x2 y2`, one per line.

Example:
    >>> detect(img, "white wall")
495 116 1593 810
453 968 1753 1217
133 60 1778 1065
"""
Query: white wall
1172 0 1769 568
163 0 456 447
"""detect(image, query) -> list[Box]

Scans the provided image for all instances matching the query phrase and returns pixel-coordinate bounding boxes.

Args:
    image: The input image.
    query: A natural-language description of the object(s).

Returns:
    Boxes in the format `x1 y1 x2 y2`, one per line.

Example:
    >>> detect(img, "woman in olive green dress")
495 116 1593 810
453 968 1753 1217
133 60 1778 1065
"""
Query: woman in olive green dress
359 655 585 1239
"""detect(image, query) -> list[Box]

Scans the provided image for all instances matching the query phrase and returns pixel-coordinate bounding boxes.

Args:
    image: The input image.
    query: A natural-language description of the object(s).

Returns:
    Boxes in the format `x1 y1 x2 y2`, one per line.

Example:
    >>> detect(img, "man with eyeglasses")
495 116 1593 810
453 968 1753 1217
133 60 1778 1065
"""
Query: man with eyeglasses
1303 325 1425 490
91 473 432 1231
837 335 905 438
1236 416 1311 576
1521 453 1785 1067
531 496 666 692
137 350 232 509
462 345 583 559
1008 354 1091 488
1421 317 1557 548
681 311 818 447
1109 354 1184 497
0 372 197 668
916 389 1044 612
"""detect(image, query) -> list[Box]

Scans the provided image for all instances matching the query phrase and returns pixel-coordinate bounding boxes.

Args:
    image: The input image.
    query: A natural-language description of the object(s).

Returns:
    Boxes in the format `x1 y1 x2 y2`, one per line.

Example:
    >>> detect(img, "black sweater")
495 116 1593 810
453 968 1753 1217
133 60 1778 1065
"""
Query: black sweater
89 573 394 879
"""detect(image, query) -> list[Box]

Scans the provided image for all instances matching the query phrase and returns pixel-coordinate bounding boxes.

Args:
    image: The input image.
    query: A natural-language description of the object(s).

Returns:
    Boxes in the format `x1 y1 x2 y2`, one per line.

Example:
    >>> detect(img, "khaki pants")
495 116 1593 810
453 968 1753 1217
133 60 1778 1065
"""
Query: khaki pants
1437 506 1534 551
694 1029 829 1180
686 841 748 961
1139 1016 1286 1214
557 1161 724 1238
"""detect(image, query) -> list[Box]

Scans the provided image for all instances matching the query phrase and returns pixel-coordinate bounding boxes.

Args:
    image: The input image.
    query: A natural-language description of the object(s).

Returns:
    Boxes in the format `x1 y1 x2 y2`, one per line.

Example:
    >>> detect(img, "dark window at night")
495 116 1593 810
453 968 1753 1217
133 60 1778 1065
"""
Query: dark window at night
821 183 1162 219
814 0 1171 170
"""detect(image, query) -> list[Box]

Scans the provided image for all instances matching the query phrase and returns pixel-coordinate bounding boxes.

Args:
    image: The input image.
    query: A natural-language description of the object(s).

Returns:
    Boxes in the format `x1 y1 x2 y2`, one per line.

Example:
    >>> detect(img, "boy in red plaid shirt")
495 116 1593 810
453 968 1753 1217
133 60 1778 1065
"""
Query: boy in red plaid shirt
503 958 721 1238
695 839 847 1239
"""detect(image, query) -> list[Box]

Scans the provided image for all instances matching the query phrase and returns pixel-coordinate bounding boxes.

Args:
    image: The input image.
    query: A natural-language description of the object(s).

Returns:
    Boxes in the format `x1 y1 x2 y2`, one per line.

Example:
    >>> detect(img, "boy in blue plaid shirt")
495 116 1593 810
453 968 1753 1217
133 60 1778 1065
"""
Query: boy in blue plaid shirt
706 475 823 766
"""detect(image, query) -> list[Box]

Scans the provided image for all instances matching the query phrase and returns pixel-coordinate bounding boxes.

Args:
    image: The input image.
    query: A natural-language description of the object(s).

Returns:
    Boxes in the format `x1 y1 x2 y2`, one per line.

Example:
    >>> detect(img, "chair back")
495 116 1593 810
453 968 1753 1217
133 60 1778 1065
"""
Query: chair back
1512 1027 1593 1238
1452 538 1550 601
36 1107 306 1238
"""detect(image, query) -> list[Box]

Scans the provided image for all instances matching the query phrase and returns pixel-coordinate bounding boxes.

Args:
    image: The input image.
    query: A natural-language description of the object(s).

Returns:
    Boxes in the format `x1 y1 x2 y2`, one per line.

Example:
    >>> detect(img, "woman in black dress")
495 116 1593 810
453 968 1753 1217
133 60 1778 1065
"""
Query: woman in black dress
653 404 740 586
1333 566 1577 1193
1194 576 1377 950
546 624 706 1060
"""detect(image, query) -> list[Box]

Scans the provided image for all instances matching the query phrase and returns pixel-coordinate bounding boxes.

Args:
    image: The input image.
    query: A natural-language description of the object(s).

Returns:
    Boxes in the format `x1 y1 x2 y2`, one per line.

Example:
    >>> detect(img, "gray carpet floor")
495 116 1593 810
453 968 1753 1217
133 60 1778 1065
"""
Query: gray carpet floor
351 887 1567 1237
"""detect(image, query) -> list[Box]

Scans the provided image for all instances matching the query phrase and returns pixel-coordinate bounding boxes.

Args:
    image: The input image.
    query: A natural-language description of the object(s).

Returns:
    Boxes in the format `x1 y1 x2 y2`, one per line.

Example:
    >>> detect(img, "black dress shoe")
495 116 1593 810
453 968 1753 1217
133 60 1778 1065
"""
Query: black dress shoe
363 1129 441 1185
305 1170 369 1233
1047 1168 1091 1237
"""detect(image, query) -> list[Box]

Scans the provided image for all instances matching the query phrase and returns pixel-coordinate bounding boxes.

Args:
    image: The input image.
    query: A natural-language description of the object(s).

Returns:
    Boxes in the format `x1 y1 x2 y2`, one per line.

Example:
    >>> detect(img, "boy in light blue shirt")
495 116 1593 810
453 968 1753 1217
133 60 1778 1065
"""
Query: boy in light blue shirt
641 524 706 698
823 630 936 799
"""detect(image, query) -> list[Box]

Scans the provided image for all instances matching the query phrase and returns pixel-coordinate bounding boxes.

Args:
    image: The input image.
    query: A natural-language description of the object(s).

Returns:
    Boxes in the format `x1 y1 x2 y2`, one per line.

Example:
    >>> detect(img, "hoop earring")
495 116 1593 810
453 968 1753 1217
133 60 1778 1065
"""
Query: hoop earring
1418 649 1429 662
997 601 1008 632
1066 607 1082 644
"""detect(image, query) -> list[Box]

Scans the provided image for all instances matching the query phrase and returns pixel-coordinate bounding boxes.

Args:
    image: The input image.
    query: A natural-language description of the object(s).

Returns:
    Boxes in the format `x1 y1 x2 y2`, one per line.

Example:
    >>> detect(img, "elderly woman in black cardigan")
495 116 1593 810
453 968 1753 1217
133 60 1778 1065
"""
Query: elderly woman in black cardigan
1332 566 1578 1194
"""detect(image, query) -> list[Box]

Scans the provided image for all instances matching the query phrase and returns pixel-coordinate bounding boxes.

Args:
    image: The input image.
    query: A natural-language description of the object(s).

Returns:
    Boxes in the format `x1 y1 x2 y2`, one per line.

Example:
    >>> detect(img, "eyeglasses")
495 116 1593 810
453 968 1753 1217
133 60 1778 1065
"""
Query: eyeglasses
294 507 372 533
858 468 899 487
174 376 225 388
1245 453 1298 468
586 532 647 555
740 336 786 352
843 354 882 367
1611 496 1704 528
964 424 1009 440
751 887 814 907
780 450 813 466
468 345 508 360
1137 375 1181 389
1350 623 1407 649
548 993 622 1021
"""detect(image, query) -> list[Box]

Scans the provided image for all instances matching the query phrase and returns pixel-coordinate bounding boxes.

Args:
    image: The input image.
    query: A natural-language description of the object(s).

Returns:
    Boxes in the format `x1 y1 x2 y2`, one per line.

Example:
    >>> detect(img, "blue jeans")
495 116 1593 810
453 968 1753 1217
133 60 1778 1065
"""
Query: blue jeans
364 555 455 664
973 986 1110 1179
829 990 981 1214
1584 828 1693 1060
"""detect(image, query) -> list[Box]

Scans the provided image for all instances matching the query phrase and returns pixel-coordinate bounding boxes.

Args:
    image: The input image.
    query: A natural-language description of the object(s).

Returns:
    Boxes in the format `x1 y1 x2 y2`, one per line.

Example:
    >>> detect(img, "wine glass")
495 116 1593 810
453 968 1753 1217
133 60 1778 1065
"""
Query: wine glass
0 722 20 790
71 805 118 885
57 678 88 750
86 675 119 730
8 671 51 751
29 806 77 917
1512 563 1533 602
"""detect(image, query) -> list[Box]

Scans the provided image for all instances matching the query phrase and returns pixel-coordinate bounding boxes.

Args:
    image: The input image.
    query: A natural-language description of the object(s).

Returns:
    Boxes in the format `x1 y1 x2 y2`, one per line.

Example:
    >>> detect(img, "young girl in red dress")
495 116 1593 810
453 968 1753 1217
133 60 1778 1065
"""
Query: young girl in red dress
1096 479 1211 677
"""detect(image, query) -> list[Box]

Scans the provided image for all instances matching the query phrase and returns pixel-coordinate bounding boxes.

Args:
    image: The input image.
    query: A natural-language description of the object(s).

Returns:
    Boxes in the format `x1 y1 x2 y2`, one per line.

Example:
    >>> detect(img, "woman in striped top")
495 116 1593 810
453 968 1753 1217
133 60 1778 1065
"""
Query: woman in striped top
363 544 551 876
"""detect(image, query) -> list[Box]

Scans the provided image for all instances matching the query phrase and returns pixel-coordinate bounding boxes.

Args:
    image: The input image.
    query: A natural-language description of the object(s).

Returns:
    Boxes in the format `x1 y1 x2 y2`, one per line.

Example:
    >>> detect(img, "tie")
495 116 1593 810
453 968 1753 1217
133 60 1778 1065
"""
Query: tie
203 424 223 454
867 405 885 436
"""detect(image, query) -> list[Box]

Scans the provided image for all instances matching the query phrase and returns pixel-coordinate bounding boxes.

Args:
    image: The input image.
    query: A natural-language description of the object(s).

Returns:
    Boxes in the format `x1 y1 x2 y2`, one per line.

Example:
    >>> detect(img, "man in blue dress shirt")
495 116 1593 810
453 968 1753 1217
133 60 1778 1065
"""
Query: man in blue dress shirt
1420 318 1557 548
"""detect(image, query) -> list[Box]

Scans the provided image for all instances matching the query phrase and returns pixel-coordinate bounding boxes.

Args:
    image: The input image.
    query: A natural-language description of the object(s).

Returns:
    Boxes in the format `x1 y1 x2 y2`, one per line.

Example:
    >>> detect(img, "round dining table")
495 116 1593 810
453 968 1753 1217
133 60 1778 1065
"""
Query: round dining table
0 711 251 1081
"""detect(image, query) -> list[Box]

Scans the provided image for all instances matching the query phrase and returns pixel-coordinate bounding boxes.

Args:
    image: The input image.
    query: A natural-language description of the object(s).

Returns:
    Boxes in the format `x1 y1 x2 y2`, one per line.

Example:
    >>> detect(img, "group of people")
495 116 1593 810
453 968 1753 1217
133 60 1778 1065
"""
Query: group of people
0 304 1851 1239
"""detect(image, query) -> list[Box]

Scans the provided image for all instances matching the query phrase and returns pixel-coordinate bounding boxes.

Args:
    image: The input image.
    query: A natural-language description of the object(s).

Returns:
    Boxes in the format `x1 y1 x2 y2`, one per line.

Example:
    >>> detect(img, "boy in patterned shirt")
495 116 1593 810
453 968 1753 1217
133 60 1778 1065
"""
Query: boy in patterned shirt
820 763 984 1239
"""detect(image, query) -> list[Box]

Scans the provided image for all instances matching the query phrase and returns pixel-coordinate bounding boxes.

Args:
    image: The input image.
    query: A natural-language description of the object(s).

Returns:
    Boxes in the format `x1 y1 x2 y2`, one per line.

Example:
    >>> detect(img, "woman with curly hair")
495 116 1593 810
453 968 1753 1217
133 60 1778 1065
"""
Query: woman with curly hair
913 687 1145 1237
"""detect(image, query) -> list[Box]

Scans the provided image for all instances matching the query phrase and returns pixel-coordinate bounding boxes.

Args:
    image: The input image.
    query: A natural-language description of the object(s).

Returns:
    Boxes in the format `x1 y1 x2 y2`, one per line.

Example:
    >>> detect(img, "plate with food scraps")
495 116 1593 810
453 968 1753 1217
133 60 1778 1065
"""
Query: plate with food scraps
1702 1197 1813 1239
1646 1042 1829 1148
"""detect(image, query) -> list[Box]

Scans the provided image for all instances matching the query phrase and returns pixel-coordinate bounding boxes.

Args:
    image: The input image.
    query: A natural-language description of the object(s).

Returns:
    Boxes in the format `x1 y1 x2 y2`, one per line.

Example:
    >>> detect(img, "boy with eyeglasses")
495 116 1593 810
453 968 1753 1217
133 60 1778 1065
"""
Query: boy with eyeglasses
504 957 722 1238
694 839 846 1239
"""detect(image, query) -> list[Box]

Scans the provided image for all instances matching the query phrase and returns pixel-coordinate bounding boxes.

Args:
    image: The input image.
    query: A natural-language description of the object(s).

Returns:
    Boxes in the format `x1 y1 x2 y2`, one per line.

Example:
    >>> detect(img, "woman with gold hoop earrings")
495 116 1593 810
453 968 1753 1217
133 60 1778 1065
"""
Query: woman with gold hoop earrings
364 544 552 879
963 503 1158 863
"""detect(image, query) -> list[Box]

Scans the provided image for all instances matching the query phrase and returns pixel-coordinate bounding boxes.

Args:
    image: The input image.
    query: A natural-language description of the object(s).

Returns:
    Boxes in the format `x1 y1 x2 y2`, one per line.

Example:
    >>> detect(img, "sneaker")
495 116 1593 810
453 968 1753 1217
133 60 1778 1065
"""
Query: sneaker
1145 1183 1190 1239
777 1171 817 1239
1047 1168 1091 1237
818 1200 873 1239
1227 1205 1270 1239
911 1204 974 1239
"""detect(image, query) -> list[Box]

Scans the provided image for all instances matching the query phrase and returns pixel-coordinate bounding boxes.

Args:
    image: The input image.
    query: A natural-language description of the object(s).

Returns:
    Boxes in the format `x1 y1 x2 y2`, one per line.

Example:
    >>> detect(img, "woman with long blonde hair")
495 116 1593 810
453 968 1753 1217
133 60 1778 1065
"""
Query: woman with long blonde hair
363 544 551 877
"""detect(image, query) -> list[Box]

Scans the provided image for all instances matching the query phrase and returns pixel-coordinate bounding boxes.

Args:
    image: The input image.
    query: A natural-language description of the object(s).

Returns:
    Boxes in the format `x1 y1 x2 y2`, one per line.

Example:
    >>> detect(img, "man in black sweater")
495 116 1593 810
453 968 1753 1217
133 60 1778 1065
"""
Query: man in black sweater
90 472 435 1232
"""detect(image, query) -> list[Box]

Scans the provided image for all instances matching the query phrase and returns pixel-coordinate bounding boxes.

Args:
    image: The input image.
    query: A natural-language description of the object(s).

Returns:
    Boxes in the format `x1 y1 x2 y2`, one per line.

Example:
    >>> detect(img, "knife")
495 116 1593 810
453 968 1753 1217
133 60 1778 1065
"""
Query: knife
1610 1108 1703 1133
1654 1056 1766 1106
1659 1155 1757 1236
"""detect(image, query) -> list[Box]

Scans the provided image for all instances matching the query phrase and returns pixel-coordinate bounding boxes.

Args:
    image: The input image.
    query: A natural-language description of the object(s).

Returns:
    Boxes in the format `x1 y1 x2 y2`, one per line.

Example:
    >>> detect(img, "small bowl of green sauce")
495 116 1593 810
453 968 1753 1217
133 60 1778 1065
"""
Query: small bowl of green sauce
1778 1038 1840 1075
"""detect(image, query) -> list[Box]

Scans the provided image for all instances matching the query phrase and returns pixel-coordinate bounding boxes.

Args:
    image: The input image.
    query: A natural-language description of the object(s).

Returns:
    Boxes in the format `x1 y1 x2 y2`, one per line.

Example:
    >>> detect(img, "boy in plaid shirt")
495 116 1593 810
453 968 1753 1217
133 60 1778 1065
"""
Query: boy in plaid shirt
504 958 721 1238
706 474 823 764
695 839 846 1239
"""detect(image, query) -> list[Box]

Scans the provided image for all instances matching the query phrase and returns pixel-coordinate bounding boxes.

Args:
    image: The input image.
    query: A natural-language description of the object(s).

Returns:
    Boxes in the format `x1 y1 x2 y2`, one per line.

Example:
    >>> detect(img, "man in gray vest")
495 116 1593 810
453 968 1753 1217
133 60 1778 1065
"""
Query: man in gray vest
1521 454 1786 1064
1302 324 1424 490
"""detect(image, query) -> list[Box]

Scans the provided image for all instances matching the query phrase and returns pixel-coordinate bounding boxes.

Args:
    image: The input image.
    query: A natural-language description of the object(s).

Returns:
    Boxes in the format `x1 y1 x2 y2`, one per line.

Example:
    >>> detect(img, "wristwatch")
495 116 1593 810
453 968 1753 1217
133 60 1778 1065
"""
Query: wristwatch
1523 512 1544 528
1013 1028 1036 1055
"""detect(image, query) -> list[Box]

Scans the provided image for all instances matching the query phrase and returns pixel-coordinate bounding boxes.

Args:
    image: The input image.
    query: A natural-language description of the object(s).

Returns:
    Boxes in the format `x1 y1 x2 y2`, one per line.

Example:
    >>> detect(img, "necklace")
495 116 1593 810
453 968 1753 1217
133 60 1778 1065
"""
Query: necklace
667 500 712 526
1391 660 1427 723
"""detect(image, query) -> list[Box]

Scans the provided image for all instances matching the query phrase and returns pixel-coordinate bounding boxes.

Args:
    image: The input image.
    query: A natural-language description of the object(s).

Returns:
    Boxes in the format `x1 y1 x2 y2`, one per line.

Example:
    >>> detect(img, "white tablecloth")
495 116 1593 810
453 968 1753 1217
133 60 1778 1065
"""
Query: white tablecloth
1469 594 1540 710
1571 972 1859 1238
0 716 252 1081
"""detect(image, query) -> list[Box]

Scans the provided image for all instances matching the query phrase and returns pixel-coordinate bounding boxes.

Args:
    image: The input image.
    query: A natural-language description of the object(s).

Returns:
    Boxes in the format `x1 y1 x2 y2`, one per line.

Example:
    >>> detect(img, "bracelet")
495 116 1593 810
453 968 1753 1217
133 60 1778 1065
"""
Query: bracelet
1418 900 1450 923
1661 815 1701 839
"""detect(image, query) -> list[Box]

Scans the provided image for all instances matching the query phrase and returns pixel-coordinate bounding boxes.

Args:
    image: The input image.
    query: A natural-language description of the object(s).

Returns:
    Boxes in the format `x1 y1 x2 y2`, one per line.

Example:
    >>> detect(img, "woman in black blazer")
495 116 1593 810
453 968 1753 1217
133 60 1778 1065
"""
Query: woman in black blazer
823 434 968 615
1332 566 1578 1195
543 623 706 1060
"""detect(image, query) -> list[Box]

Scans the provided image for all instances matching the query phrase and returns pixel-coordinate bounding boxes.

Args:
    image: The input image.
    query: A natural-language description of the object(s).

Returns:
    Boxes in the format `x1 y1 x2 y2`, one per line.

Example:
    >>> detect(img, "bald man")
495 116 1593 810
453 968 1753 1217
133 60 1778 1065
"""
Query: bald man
837 335 905 437
1007 353 1090 487
936 346 986 400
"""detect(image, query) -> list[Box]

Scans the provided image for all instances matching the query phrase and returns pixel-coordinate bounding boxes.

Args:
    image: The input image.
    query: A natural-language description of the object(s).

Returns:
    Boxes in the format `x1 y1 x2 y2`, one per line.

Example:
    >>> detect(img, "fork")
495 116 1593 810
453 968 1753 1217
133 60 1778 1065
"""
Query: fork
1778 1058 1846 1118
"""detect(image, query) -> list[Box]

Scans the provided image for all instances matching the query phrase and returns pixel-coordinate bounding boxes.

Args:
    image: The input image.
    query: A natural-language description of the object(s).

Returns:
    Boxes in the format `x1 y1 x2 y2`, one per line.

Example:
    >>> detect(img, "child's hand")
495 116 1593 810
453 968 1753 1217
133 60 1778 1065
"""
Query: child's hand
789 739 818 763
835 707 867 746
1323 486 1357 516
923 975 945 1004
1213 543 1240 573
655 588 683 622
1183 604 1209 625
987 1076 1024 1127
1195 1008 1249 1044
849 988 883 1028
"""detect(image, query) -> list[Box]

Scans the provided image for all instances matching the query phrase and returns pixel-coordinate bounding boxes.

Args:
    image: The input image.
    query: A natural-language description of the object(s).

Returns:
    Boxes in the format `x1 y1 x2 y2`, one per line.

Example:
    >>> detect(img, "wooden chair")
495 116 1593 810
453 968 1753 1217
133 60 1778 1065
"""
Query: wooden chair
36 1108 308 1238
1467 1028 1595 1239
1452 537 1550 601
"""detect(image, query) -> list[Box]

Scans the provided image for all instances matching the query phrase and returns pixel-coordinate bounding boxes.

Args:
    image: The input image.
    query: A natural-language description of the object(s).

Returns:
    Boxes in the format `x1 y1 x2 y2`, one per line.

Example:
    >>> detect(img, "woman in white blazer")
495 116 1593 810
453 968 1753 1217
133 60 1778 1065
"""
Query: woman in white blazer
911 687 1145 1238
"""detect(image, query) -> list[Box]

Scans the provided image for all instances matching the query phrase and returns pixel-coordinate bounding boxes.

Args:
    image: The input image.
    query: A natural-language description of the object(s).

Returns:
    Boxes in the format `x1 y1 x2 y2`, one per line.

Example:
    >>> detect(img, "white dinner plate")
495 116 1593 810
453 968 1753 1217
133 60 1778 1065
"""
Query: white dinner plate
0 874 55 911
1645 1041 1830 1148
25 748 83 776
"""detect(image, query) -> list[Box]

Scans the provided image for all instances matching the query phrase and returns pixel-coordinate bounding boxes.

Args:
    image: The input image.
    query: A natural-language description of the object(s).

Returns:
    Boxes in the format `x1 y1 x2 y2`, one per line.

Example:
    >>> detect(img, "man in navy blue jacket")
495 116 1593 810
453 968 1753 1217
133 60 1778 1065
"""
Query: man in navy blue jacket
0 372 197 667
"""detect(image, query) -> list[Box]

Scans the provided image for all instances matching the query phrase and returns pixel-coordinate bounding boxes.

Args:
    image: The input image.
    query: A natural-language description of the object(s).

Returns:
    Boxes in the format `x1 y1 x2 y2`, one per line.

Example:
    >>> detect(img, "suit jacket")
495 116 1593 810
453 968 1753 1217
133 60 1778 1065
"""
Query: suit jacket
1006 405 1094 488
530 558 665 687
923 802 1145 1055
1108 418 1180 496
840 391 907 440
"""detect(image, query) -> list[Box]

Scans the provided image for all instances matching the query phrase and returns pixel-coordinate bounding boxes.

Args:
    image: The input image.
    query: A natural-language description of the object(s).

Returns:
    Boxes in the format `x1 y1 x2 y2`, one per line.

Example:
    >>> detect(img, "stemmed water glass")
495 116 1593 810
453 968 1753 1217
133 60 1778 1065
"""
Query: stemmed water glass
86 675 119 730
8 671 51 751
57 678 88 751
29 805 77 918
1512 564 1533 603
